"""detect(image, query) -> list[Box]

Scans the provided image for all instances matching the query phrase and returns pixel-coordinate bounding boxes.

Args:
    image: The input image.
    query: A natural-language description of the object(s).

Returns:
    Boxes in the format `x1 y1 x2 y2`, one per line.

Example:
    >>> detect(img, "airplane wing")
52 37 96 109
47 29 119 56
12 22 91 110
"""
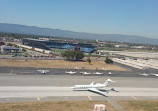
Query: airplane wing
37 70 50 72
37 70 43 72
44 70 50 72
87 88 108 96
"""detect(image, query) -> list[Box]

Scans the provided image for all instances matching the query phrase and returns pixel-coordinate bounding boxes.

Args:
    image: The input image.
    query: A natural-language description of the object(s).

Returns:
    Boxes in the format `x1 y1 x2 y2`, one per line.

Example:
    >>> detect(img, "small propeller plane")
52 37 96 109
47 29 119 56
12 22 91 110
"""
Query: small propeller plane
65 71 77 74
37 70 50 74
80 72 91 75
71 79 118 96
93 72 103 75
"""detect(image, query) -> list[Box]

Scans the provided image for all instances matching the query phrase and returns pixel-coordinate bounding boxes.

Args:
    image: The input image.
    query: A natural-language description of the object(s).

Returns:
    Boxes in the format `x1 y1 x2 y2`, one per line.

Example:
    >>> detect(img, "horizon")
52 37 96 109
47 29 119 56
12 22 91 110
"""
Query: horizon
0 0 158 39
0 22 157 39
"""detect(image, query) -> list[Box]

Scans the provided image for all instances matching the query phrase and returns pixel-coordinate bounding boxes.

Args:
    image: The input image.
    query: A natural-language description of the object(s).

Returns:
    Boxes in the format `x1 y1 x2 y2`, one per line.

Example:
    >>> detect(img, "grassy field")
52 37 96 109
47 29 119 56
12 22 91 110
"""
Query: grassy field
0 101 117 111
118 100 158 111
0 59 127 71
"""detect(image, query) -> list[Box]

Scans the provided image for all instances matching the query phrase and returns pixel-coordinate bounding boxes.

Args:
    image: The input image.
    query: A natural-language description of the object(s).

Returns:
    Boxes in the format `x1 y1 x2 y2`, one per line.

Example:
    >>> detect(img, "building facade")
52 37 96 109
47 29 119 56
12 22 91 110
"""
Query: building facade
1 45 20 53
22 38 96 53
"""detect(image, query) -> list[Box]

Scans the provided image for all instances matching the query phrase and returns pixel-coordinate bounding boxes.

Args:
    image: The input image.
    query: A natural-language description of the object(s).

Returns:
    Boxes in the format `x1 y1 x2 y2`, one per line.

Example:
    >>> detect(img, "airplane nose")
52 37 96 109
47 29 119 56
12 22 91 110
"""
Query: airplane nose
70 86 75 89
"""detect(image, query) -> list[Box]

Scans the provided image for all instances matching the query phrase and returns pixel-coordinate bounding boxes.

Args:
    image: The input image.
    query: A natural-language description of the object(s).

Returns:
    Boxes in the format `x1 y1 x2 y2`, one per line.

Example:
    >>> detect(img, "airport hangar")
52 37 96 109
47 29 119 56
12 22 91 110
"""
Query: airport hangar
22 38 96 53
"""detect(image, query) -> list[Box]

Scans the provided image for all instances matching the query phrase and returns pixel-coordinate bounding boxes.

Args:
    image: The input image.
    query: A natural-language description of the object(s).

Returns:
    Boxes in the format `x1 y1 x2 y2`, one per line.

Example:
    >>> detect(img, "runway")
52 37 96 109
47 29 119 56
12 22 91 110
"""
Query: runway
0 86 158 98
0 72 157 102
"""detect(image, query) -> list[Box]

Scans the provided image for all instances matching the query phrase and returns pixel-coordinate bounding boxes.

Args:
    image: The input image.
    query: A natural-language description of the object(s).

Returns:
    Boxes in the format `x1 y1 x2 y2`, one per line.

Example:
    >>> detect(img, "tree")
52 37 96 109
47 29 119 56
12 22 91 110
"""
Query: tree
6 43 12 46
62 50 84 61
105 57 113 64
22 48 26 52
87 58 91 64
75 51 84 61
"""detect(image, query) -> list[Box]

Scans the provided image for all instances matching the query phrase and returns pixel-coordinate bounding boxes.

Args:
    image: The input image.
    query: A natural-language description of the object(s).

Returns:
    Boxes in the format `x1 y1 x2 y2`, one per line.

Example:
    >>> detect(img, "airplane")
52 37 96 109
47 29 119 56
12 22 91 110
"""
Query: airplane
108 72 112 75
151 74 158 77
71 79 117 96
37 70 50 74
93 72 103 75
80 72 91 75
65 71 77 74
140 73 149 76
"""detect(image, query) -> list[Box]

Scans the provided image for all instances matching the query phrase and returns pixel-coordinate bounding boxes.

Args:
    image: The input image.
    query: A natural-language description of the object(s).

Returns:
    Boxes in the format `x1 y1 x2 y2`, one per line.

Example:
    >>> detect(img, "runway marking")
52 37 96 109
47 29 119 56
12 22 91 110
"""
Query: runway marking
36 96 40 101
88 96 92 100
6 98 10 101
131 96 138 100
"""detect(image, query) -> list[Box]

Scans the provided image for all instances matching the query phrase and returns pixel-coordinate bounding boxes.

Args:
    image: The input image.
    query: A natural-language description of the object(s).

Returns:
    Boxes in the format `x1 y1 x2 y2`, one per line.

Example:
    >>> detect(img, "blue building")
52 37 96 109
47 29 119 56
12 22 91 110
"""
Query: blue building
22 38 96 53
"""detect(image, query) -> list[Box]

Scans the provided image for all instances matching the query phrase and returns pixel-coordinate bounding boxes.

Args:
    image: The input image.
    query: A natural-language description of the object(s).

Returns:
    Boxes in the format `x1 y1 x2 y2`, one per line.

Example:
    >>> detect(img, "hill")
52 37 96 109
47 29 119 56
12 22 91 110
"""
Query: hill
0 23 158 45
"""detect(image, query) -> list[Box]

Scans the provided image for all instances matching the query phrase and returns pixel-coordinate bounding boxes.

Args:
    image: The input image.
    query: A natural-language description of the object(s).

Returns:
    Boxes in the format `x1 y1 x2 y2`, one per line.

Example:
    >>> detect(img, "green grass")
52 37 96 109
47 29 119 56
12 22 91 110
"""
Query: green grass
53 48 66 54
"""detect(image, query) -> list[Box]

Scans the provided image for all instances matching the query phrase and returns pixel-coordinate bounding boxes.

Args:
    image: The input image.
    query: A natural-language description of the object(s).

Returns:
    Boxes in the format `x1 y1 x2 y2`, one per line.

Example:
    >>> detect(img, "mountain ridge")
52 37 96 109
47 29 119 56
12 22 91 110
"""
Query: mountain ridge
0 23 158 45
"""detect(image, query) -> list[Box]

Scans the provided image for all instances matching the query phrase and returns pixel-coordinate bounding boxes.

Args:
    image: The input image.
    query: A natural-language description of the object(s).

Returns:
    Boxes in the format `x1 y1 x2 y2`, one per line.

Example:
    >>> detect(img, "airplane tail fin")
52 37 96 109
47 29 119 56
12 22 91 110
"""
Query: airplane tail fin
111 88 119 92
90 81 94 85
104 79 115 87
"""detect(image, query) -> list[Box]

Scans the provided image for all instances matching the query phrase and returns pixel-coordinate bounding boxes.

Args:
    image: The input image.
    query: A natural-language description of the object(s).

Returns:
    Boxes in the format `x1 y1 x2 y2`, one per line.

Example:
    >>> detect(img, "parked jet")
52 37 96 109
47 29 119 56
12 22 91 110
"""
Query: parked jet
151 74 158 77
80 72 91 75
140 73 149 76
93 72 103 75
71 79 117 96
65 71 77 74
37 70 50 74
108 72 112 75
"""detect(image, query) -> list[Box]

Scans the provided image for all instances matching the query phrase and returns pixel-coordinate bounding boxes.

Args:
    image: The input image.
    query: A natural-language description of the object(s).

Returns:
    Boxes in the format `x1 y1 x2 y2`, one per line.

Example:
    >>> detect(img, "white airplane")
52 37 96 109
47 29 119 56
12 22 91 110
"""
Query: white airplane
151 74 158 77
108 72 112 75
37 70 50 74
71 79 117 96
140 73 149 76
65 71 77 74
80 72 91 75
93 72 103 75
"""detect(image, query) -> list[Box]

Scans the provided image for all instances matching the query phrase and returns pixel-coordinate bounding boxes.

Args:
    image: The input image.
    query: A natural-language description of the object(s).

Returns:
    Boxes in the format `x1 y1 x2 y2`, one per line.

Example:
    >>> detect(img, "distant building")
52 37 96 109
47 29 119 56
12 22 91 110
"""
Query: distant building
114 44 129 48
39 38 49 40
131 46 147 49
0 37 14 41
22 38 96 53
1 45 20 53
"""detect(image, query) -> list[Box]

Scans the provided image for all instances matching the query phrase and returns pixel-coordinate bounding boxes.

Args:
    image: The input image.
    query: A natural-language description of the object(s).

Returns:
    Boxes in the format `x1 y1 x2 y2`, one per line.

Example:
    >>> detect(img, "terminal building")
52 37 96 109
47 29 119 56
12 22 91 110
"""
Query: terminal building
22 38 96 53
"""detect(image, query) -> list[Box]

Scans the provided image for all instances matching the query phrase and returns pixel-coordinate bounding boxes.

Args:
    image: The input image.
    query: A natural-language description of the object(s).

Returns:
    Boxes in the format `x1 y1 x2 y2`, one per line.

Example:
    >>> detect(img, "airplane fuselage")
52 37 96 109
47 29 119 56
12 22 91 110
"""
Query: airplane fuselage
71 79 116 96
72 84 106 89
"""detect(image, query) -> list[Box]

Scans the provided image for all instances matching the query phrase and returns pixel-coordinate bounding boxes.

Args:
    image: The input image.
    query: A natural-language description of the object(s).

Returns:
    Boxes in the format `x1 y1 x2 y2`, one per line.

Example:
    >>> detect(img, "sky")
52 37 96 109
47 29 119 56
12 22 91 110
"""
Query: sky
0 0 158 38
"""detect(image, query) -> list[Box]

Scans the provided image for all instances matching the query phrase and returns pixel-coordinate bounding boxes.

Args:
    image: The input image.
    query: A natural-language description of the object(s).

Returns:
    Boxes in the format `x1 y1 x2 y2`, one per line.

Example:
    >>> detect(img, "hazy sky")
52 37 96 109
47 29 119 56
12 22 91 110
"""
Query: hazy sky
0 0 158 38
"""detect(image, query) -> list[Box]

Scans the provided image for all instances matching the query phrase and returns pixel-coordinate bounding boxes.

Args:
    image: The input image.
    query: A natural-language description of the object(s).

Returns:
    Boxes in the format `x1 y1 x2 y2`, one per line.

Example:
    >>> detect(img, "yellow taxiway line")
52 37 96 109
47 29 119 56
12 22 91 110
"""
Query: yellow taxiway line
88 96 92 100
36 96 40 101
131 96 138 100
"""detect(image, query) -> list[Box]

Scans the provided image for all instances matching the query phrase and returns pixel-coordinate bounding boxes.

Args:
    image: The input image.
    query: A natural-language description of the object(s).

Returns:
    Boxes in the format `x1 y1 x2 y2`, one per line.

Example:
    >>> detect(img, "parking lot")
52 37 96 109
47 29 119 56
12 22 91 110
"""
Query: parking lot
113 58 158 70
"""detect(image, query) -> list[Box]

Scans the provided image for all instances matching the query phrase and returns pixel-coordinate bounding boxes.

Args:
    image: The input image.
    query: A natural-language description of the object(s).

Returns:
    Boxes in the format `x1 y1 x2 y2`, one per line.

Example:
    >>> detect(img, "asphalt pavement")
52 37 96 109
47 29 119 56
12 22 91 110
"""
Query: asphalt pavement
0 65 158 103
